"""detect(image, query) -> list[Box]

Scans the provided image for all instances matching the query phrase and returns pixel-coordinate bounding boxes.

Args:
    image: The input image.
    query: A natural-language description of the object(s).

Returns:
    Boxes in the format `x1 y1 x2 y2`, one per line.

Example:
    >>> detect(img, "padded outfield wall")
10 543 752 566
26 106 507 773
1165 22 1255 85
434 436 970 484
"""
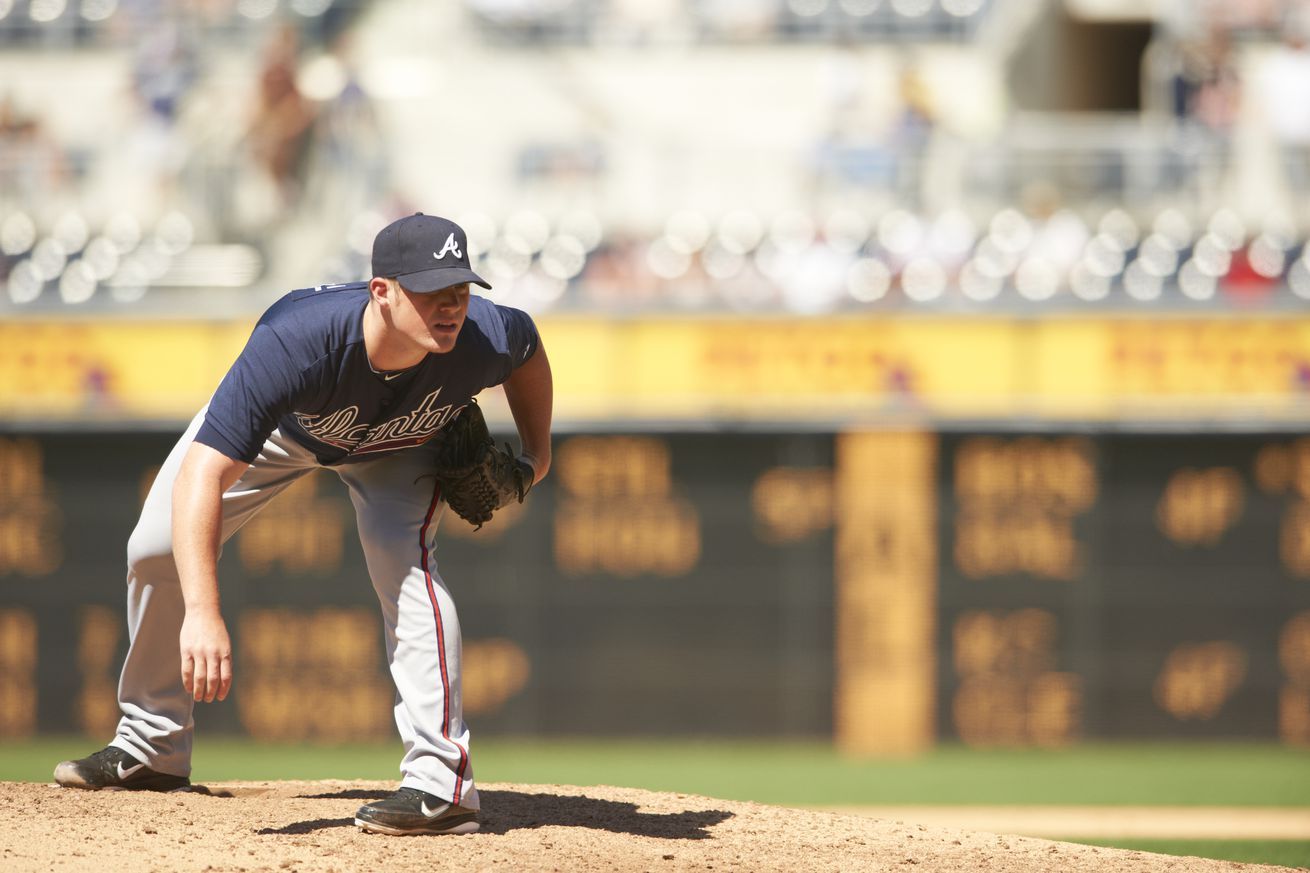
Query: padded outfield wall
1 427 1308 749
1 314 1309 749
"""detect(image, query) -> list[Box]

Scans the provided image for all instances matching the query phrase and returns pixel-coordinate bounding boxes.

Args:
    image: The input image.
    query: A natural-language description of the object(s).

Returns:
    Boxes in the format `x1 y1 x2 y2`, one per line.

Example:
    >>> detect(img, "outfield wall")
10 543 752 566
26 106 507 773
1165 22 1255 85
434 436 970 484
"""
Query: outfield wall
3 315 1310 423
1 427 1307 750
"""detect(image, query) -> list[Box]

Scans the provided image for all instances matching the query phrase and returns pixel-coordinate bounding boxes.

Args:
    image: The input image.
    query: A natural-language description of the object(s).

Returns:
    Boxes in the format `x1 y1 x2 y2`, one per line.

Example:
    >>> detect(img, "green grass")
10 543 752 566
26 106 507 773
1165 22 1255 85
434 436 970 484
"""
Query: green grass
1065 839 1310 870
7 737 1309 807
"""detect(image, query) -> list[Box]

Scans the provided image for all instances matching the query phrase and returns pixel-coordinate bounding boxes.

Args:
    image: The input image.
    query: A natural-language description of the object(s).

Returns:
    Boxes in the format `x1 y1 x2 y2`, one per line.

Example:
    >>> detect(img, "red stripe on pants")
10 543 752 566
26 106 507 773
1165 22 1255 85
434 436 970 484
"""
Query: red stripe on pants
420 481 468 803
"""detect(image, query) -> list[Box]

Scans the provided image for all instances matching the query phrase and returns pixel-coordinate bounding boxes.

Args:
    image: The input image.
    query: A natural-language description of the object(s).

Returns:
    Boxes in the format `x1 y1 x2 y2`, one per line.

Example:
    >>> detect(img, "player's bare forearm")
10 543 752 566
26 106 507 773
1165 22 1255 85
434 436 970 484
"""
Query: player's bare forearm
171 442 248 702
503 343 553 484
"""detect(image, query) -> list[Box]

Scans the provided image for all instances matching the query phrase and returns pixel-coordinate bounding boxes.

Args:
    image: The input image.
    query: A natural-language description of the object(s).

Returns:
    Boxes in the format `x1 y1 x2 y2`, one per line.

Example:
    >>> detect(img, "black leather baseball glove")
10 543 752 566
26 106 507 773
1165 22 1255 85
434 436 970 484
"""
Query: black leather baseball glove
428 400 533 529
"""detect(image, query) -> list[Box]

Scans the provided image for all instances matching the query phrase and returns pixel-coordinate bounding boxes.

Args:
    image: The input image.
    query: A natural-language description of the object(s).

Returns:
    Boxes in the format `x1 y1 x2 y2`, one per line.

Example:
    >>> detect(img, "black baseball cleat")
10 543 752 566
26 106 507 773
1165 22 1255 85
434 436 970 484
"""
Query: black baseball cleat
355 787 480 836
53 746 190 792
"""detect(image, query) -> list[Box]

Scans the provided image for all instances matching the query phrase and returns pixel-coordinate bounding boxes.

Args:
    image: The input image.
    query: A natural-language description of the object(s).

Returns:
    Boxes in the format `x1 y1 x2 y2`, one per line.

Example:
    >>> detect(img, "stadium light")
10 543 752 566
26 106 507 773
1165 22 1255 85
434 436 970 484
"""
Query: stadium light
1098 208 1140 251
31 238 68 281
79 0 116 21
1123 260 1163 301
891 0 932 17
666 210 711 254
82 237 120 280
1289 258 1310 300
1178 259 1217 301
1247 235 1287 279
1069 263 1111 301
29 0 66 22
53 212 89 254
930 209 977 257
974 237 1019 278
878 209 924 256
1151 208 1193 250
6 261 43 304
539 235 587 280
59 261 98 305
788 0 829 17
105 212 142 254
237 0 276 19
942 0 985 15
702 243 746 280
1192 233 1232 278
1015 256 1059 301
1206 207 1246 251
901 256 947 302
838 0 879 15
959 259 1003 302
646 237 691 280
1083 233 1126 279
847 257 891 302
505 210 550 256
988 208 1033 255
1137 233 1179 278
486 240 532 279
0 212 36 256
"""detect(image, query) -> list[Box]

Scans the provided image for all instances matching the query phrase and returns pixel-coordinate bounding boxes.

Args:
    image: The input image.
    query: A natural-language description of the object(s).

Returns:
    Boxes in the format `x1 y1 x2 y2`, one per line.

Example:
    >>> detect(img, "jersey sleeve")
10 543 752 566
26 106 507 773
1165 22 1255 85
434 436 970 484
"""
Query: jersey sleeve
195 323 306 463
499 304 541 375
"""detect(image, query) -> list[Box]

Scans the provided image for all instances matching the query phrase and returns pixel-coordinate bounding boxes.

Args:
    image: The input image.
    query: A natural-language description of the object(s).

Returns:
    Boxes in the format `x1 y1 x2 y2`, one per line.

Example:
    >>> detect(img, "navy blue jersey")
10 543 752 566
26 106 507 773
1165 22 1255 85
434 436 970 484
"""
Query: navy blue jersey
196 282 539 466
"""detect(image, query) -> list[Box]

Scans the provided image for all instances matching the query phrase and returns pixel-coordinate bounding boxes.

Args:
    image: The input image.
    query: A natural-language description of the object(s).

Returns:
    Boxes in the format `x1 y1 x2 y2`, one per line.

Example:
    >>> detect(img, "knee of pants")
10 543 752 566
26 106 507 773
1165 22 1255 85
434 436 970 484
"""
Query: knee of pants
126 524 179 585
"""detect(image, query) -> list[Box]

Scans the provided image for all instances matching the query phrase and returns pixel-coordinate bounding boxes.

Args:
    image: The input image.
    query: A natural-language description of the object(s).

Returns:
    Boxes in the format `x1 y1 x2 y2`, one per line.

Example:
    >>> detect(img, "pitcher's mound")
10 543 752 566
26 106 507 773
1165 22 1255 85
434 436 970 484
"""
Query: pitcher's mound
0 780 1293 872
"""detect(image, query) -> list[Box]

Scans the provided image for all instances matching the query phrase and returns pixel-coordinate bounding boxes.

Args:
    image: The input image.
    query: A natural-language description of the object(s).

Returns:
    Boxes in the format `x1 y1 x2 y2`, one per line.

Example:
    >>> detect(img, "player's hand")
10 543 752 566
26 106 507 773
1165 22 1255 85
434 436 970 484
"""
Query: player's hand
179 608 233 703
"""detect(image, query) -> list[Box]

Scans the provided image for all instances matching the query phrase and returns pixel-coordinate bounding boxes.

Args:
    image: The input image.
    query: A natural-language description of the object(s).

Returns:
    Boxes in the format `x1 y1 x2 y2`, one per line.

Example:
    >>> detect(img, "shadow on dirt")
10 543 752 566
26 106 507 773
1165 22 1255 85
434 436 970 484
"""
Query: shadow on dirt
479 789 733 840
257 817 354 835
296 789 390 801
262 788 734 839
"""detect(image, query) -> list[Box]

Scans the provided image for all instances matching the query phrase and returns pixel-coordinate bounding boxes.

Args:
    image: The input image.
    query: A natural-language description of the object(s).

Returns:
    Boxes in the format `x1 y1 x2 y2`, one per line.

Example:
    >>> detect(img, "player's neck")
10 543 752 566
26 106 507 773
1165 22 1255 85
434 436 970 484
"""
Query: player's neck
362 301 428 372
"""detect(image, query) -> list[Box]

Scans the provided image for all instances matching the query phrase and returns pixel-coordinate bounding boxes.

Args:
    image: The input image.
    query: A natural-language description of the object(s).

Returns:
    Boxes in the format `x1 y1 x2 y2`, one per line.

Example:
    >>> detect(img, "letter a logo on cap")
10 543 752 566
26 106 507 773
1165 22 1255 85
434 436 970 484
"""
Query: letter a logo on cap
434 233 462 260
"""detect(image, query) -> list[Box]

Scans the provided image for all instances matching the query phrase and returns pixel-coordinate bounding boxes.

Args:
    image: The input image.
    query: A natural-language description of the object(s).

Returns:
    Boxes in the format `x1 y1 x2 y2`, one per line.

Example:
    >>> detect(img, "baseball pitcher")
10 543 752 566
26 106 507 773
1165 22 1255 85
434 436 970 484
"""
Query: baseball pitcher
53 213 553 836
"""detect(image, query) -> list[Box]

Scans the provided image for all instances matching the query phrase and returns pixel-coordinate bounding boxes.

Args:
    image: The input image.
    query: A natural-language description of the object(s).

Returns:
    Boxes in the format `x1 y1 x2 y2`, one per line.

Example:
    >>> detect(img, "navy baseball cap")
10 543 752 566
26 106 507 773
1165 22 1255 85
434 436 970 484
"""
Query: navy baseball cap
371 213 491 292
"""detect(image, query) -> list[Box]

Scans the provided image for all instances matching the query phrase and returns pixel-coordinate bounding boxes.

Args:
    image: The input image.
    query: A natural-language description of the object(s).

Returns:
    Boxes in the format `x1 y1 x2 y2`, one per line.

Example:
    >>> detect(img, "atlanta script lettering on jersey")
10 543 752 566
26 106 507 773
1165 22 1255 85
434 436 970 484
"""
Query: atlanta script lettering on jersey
295 389 463 455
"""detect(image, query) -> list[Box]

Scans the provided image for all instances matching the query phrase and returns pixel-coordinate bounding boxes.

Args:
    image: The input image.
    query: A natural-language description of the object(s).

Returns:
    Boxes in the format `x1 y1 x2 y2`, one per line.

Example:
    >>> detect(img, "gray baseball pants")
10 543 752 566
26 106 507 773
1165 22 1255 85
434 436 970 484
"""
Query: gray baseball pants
109 408 478 809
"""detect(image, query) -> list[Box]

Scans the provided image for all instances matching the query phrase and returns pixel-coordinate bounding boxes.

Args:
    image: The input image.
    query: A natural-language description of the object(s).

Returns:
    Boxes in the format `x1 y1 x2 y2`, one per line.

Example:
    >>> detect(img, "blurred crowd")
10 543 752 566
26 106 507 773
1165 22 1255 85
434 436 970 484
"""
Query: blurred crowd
465 0 993 45
1151 0 1310 185
3 0 1310 313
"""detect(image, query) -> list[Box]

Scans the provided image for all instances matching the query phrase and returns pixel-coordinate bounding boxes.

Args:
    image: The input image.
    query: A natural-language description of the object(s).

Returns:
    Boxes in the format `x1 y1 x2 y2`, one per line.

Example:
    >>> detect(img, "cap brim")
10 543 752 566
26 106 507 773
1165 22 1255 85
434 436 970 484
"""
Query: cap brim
395 267 491 292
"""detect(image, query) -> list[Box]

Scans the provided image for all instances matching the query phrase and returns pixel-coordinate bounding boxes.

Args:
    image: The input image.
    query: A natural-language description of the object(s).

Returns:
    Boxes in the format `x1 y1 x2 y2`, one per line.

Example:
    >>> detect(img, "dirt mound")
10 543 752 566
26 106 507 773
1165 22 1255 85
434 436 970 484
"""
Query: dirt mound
0 780 1294 872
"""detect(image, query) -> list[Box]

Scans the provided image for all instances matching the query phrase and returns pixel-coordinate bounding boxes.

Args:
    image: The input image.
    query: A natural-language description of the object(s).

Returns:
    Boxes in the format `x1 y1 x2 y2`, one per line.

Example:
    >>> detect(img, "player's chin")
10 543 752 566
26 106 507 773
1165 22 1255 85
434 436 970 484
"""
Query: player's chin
427 323 462 351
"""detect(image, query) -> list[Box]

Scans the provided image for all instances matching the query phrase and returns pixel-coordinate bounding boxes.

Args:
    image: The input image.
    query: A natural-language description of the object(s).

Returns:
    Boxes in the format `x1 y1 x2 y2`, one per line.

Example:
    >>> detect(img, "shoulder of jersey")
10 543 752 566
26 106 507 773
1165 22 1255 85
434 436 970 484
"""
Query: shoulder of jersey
290 281 370 302
255 281 368 338
466 293 497 321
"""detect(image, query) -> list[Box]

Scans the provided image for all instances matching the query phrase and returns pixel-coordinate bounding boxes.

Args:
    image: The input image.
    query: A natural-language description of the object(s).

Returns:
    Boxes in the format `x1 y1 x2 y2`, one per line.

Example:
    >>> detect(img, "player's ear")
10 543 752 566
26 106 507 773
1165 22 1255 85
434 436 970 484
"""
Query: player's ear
368 277 393 305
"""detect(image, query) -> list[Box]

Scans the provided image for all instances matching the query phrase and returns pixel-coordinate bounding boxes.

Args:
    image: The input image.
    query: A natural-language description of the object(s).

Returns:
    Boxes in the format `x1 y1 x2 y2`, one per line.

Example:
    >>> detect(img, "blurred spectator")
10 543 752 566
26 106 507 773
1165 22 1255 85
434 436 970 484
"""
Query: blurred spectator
301 36 388 219
131 20 199 125
1252 12 1310 190
1168 22 1242 135
0 95 70 204
244 25 318 215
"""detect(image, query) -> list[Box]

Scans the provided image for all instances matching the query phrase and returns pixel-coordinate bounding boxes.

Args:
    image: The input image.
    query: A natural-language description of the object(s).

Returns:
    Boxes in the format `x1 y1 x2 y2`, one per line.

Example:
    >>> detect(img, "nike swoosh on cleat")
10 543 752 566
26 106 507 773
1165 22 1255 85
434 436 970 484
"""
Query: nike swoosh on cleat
420 800 445 818
116 761 145 780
